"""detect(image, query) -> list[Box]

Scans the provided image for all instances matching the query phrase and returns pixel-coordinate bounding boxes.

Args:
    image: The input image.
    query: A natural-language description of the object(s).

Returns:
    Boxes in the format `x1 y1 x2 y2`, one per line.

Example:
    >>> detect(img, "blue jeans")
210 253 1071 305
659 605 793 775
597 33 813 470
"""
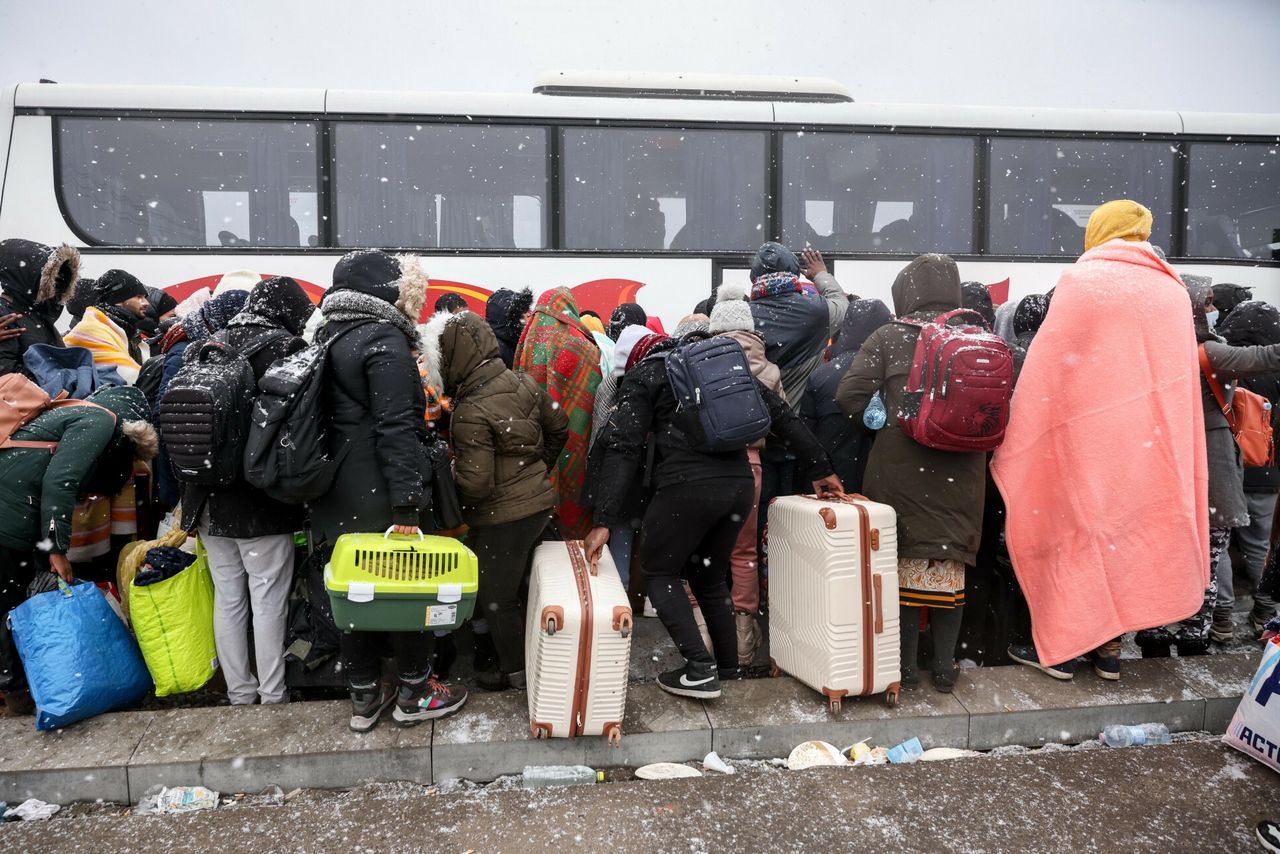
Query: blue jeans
608 526 635 589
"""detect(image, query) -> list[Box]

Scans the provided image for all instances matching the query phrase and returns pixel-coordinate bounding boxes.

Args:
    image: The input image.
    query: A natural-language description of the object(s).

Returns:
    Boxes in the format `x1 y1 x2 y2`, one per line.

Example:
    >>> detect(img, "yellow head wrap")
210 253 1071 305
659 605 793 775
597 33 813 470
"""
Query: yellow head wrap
1083 199 1154 252
581 313 605 335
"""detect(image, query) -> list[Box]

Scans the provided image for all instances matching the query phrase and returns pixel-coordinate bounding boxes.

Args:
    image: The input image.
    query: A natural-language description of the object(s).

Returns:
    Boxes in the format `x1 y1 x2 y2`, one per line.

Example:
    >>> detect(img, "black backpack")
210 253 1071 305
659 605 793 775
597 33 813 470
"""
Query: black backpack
663 336 772 453
135 354 165 413
243 322 371 504
157 331 283 486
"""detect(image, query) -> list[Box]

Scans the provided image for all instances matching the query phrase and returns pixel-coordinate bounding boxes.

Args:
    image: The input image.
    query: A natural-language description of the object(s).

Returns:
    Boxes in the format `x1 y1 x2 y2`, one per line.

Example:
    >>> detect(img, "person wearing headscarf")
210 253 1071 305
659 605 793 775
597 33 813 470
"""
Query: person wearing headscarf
993 299 1020 346
1210 299 1280 639
608 302 647 342
0 239 81 377
961 282 996 331
837 255 985 694
514 287 602 539
993 200 1210 681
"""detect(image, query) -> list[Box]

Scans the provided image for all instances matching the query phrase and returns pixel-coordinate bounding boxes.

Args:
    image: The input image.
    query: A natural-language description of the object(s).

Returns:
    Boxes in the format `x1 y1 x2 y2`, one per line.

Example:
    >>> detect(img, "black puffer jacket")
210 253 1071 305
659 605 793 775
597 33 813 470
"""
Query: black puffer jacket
308 319 434 544
594 340 833 527
0 240 81 377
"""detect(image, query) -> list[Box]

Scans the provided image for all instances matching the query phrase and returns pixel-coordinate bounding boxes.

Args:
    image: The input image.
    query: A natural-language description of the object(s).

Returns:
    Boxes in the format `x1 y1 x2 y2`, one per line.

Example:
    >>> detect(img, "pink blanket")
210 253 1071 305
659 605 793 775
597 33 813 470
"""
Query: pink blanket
991 240 1209 665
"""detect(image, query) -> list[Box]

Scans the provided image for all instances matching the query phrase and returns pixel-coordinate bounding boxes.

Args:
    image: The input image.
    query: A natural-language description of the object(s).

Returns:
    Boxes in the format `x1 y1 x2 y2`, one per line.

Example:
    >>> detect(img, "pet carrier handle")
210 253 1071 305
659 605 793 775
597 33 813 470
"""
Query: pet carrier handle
383 526 425 541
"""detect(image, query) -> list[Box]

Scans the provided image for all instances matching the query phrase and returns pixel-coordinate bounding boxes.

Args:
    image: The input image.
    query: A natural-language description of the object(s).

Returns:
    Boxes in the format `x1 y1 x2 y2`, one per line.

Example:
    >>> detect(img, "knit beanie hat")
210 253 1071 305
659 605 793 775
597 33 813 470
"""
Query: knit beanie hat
673 313 711 338
146 286 178 318
95 269 147 305
750 242 800 280
708 282 754 334
181 289 249 341
213 269 261 297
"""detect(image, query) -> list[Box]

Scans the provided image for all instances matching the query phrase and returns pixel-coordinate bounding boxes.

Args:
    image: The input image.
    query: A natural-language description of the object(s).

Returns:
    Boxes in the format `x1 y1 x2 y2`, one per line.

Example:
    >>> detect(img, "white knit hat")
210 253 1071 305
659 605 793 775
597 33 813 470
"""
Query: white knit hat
213 269 261 296
708 282 754 334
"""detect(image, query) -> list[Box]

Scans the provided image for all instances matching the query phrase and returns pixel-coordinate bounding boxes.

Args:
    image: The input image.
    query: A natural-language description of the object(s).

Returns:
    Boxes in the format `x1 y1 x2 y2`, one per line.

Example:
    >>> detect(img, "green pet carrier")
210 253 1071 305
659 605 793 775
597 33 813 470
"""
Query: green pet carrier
324 530 478 632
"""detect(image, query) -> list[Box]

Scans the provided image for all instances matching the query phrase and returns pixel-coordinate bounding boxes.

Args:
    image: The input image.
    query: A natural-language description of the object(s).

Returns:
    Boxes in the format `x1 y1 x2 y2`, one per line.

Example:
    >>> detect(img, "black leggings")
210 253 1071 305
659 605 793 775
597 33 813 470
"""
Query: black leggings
642 478 754 670
471 511 550 674
341 630 434 688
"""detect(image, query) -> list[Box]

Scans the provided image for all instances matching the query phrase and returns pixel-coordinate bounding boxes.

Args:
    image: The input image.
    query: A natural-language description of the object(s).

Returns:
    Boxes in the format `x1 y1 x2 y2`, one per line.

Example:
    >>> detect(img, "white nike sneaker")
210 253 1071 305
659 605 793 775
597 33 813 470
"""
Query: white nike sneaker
657 661 722 700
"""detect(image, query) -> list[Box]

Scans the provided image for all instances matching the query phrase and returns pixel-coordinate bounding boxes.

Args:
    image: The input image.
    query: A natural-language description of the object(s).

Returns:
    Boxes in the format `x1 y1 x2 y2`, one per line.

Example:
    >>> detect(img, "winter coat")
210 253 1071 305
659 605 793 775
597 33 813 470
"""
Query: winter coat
427 311 568 527
180 322 307 538
594 340 834 528
307 318 435 545
0 405 118 554
836 255 986 564
802 299 891 493
719 329 783 450
1218 300 1280 494
0 241 81 377
749 271 848 410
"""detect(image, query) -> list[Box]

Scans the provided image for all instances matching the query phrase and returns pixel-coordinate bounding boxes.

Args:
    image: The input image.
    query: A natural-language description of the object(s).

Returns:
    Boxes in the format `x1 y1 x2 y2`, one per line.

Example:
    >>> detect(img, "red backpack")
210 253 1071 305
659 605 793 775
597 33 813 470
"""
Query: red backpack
896 309 1014 452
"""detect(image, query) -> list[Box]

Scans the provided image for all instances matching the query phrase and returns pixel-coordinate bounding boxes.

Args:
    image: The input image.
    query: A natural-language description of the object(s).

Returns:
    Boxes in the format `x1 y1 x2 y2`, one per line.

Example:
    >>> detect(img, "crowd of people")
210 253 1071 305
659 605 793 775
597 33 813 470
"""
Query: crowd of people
0 196 1277 734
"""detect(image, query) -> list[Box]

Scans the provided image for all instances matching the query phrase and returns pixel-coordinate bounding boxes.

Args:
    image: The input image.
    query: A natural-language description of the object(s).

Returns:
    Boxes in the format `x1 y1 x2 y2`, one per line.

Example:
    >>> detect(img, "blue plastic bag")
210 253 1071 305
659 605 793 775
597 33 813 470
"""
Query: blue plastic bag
9 580 152 730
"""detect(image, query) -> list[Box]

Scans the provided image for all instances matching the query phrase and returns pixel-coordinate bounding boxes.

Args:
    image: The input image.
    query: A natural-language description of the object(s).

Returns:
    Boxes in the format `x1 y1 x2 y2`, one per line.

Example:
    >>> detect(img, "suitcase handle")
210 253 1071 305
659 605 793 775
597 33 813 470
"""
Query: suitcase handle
799 493 869 504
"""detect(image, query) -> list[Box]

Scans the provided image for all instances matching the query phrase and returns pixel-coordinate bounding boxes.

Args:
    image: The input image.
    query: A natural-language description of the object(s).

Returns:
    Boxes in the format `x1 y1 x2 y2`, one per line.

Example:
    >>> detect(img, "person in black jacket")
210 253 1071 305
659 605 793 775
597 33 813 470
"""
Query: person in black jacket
0 239 81 377
483 287 532 370
310 249 467 732
1212 299 1280 639
584 332 842 701
178 276 313 706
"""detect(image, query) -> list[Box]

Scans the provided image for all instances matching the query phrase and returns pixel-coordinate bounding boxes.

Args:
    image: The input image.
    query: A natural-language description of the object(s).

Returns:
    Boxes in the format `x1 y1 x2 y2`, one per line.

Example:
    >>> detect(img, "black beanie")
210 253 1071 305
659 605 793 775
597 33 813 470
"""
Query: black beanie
330 249 403 305
146 285 178 318
95 269 147 305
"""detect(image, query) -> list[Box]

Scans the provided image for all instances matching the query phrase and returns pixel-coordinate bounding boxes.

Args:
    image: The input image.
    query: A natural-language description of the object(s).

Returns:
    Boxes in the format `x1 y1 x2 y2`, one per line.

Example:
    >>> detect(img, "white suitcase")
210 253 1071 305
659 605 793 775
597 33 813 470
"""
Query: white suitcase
767 494 901 711
525 540 633 744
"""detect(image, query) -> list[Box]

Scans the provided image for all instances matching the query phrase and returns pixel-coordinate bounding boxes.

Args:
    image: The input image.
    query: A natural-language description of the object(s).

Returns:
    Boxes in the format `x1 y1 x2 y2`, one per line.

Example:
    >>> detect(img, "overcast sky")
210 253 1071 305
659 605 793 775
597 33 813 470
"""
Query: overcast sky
1 0 1278 113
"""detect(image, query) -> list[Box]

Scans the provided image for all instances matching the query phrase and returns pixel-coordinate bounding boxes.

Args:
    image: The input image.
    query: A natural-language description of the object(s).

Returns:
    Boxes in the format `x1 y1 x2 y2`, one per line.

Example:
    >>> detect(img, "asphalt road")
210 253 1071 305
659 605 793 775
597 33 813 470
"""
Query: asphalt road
1 739 1276 853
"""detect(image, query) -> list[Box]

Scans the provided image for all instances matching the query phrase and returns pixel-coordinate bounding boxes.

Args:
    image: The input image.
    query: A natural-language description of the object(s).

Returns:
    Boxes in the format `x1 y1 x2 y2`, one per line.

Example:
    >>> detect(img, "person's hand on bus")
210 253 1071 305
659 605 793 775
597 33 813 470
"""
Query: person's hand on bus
799 247 828 281
584 527 610 571
813 474 845 500
0 313 24 342
49 553 73 584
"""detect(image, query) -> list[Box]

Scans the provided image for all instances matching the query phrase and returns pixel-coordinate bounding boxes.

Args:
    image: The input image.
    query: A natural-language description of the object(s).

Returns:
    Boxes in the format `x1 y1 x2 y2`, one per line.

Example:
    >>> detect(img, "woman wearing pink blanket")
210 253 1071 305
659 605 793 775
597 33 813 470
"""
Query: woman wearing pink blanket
992 200 1210 677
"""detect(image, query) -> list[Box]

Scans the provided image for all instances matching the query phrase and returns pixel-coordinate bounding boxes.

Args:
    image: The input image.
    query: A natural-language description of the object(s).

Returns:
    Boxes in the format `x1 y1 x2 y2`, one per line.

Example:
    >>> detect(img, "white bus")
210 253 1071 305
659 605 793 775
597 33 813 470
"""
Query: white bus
1 72 1277 322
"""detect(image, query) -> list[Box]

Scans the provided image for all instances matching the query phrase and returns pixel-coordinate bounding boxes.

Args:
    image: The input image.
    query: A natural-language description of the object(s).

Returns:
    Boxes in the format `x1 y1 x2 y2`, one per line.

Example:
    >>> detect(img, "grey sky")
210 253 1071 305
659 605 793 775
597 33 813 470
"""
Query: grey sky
1 0 1278 113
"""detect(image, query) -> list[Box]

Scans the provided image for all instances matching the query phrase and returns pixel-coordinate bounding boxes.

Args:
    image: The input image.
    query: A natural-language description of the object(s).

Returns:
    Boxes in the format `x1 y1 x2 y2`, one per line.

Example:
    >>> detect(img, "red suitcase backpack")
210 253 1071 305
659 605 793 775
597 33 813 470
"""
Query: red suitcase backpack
896 309 1013 452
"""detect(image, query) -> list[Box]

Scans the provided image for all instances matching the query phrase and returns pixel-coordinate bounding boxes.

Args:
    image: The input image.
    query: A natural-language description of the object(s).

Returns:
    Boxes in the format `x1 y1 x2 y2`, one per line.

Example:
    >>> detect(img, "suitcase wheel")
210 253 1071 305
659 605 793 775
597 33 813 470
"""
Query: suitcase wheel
769 659 781 678
828 697 842 714
885 684 901 708
605 723 622 747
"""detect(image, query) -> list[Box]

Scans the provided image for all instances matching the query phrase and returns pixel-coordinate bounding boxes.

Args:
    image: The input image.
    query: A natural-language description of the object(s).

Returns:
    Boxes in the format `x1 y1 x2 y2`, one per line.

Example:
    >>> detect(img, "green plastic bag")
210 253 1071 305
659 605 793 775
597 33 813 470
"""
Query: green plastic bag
129 546 218 696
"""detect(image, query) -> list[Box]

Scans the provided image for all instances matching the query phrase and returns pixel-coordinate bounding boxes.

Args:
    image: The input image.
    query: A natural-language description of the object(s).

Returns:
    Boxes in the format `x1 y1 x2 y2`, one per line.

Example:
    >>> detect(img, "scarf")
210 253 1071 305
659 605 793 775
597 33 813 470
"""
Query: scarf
64 306 141 384
321 288 420 347
626 333 670 372
158 322 189 355
750 271 818 300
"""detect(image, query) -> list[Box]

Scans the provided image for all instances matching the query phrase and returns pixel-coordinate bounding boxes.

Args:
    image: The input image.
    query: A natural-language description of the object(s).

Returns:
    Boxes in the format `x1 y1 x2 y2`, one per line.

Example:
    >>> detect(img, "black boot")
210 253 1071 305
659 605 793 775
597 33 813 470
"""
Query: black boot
472 631 498 674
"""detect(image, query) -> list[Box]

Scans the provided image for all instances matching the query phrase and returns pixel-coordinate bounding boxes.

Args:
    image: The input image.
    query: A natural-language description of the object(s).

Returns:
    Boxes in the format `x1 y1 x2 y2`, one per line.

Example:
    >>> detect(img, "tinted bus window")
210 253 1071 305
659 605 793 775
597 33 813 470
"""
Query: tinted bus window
988 138 1175 255
781 132 975 254
58 118 318 247
334 123 547 249
1187 142 1280 260
562 127 768 251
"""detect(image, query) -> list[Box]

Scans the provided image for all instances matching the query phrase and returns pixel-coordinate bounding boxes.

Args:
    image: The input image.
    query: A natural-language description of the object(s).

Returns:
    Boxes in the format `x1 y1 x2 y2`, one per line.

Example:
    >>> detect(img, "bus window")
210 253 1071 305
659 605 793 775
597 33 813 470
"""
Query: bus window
57 118 317 247
780 132 975 255
333 123 548 250
561 127 768 252
987 138 1175 256
1187 142 1280 260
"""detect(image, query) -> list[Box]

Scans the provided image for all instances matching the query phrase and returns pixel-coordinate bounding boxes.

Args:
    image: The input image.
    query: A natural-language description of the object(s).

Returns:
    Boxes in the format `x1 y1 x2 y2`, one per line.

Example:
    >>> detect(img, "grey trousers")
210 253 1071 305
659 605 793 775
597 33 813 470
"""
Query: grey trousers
200 530 294 705
1214 491 1279 621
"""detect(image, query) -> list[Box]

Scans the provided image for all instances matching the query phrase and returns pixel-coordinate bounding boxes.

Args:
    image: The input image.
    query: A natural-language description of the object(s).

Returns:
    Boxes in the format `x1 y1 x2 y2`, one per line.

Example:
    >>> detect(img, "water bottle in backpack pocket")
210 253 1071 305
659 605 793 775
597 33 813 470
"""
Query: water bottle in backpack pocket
662 336 772 453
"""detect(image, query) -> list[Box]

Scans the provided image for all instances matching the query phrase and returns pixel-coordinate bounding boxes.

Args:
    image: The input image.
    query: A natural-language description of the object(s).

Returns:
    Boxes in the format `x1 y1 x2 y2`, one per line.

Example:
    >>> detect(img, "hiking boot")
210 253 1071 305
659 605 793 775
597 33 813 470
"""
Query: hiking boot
900 668 921 689
657 660 721 700
471 631 497 674
348 683 396 733
1258 819 1280 853
735 612 762 666
475 669 511 692
1209 618 1235 644
1008 645 1076 680
930 665 959 693
392 676 467 726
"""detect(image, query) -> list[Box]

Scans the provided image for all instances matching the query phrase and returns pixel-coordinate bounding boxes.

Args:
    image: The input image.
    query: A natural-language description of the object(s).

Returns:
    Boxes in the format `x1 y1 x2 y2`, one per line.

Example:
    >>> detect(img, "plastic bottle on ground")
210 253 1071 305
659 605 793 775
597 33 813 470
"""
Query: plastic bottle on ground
521 765 603 788
1099 723 1171 748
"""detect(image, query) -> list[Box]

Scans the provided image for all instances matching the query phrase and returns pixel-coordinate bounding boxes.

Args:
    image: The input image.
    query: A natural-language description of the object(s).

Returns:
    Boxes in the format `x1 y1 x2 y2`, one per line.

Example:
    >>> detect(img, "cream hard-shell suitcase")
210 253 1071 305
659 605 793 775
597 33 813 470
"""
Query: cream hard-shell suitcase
767 494 901 710
525 540 633 743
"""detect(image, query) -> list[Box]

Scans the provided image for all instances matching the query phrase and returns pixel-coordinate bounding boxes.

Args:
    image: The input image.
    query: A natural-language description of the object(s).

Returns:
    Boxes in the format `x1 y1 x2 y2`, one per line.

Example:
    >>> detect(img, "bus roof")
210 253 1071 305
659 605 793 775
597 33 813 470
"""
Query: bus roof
12 81 1280 136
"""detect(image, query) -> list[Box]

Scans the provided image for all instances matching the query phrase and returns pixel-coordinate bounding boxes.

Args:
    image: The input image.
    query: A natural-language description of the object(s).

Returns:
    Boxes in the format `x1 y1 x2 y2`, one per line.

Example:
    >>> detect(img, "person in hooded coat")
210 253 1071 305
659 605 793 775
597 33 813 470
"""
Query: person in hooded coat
1213 300 1280 638
0 239 81 378
1135 277 1280 657
836 255 986 693
608 303 647 342
310 249 467 733
1211 283 1253 327
421 310 567 692
803 298 892 494
178 276 314 706
961 282 996 331
484 287 532 369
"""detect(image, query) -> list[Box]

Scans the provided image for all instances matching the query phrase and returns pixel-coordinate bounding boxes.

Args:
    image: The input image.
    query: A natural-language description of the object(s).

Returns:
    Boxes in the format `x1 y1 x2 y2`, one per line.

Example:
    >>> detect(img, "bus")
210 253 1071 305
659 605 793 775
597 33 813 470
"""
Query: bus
1 72 1277 323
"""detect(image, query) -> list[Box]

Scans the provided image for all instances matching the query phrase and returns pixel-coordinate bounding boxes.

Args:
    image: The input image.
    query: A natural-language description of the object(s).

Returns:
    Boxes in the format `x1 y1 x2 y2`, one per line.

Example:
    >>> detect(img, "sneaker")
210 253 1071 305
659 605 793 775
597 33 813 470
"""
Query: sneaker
930 665 959 693
392 676 468 726
348 683 396 733
471 631 497 674
657 660 721 700
1008 645 1076 681
735 612 762 666
1210 619 1235 644
1089 650 1121 681
1258 819 1280 853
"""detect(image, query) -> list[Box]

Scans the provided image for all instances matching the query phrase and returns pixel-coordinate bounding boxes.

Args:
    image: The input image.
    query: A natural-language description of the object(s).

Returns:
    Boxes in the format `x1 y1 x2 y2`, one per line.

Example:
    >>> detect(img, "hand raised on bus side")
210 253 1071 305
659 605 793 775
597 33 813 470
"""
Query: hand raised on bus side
799 248 827 281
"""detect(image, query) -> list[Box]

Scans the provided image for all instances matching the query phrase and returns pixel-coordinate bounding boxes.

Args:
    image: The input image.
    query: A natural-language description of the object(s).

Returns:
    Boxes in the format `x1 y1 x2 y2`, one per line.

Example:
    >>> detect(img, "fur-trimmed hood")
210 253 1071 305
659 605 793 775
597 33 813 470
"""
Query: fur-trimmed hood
394 254 428 323
329 249 428 323
0 239 81 310
122 419 160 461
419 310 504 398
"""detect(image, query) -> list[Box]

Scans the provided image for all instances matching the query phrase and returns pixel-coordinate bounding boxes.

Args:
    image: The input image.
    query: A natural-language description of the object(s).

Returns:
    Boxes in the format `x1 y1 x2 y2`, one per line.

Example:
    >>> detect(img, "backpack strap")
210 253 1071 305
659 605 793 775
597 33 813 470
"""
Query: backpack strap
0 399 115 454
1198 344 1237 431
